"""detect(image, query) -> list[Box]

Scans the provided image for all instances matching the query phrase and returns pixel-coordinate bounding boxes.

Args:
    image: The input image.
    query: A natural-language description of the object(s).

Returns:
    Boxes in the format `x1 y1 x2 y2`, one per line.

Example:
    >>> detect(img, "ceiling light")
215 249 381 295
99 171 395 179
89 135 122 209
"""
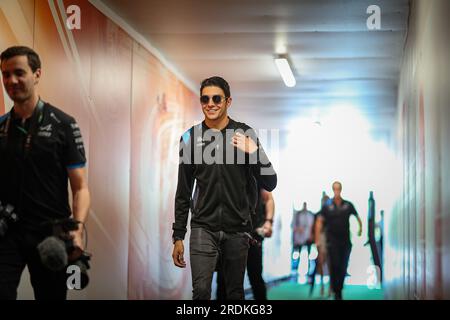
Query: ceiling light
274 55 296 87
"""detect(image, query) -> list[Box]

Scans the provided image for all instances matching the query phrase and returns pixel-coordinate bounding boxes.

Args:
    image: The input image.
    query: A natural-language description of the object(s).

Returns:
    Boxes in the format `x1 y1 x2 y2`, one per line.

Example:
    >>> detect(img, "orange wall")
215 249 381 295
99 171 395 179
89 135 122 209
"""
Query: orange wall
1 0 196 299
0 85 4 114
0 0 35 114
128 43 196 299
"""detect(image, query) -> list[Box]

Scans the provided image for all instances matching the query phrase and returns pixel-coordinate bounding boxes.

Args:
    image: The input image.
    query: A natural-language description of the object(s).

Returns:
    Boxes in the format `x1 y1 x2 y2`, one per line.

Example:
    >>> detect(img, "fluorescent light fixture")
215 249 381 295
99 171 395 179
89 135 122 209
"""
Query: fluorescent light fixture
274 55 296 87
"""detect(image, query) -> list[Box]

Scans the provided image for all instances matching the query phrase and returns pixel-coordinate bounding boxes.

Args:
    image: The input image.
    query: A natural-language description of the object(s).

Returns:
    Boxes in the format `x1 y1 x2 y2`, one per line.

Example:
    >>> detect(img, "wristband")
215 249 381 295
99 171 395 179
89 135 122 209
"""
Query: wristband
172 237 183 244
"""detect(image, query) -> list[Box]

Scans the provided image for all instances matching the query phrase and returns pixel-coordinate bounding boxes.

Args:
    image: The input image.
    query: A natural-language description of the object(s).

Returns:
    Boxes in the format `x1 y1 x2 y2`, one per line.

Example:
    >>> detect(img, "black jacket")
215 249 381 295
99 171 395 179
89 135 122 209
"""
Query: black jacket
319 198 359 246
172 118 277 240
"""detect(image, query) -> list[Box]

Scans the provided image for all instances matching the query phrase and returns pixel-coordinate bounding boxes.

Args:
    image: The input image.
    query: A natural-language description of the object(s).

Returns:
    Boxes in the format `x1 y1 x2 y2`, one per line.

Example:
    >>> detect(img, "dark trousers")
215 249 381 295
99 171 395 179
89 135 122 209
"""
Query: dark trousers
217 241 267 300
190 227 249 300
0 228 68 300
246 242 267 300
327 243 351 298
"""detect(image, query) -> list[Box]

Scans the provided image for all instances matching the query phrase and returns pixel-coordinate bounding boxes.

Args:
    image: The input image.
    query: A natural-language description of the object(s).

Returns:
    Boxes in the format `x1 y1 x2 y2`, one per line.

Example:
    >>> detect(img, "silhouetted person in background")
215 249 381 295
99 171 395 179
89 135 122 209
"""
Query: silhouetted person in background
316 182 362 300
291 202 314 276
310 192 332 297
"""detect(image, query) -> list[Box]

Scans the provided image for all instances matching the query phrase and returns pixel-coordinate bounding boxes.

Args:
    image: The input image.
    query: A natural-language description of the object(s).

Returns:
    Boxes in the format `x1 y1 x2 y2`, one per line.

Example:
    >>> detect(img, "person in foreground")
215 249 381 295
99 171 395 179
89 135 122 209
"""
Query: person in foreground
172 76 277 300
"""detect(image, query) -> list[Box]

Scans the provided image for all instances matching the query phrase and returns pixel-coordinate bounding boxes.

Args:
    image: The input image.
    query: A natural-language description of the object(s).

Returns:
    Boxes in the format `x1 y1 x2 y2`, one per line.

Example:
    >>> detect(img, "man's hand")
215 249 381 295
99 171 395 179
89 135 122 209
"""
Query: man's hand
231 132 258 154
70 229 84 251
262 221 273 238
172 240 186 268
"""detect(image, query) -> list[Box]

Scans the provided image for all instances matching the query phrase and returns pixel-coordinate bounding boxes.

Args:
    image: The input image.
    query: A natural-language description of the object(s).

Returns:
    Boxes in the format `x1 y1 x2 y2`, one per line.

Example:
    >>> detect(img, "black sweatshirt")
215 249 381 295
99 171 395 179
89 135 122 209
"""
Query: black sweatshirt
172 118 277 240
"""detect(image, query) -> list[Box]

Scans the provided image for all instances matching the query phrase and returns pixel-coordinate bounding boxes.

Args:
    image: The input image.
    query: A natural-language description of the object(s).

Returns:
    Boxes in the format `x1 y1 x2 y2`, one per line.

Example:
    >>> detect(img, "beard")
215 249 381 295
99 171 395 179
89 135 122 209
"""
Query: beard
7 87 32 104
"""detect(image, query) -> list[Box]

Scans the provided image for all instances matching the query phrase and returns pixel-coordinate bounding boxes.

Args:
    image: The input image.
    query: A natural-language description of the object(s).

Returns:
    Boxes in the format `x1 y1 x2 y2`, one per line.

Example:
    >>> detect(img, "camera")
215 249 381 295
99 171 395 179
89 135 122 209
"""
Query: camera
248 228 265 247
38 218 92 289
0 201 18 238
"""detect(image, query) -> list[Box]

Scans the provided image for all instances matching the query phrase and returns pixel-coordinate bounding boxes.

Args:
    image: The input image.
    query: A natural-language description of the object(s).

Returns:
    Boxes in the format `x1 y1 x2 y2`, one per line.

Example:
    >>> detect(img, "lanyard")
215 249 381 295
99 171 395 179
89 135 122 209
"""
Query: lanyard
1 100 45 156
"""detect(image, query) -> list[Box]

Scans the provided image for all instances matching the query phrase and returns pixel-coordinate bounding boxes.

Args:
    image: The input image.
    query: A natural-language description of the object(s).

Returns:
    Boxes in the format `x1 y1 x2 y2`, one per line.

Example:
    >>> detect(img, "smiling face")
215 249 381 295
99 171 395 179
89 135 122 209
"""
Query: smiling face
1 55 40 104
200 85 231 122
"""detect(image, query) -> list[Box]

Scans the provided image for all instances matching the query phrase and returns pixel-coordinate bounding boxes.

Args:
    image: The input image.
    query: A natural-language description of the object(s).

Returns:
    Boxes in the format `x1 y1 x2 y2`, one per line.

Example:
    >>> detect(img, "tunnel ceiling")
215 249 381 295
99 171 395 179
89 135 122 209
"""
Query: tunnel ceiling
100 0 409 135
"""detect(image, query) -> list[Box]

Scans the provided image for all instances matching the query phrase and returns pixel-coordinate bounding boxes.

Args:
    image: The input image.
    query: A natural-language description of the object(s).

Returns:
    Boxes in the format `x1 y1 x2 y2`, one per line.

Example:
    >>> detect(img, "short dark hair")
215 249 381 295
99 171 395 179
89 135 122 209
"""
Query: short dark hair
332 181 342 189
0 46 41 72
200 76 230 97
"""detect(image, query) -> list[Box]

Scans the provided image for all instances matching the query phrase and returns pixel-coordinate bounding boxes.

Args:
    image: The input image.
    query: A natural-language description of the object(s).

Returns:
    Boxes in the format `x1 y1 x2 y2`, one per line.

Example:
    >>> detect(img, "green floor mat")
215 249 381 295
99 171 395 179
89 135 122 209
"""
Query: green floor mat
267 281 384 300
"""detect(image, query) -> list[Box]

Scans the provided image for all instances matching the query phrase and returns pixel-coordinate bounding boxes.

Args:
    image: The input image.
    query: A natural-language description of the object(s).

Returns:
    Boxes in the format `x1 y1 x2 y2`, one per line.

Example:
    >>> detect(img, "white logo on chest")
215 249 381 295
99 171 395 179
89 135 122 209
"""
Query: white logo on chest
38 124 53 137
196 136 205 146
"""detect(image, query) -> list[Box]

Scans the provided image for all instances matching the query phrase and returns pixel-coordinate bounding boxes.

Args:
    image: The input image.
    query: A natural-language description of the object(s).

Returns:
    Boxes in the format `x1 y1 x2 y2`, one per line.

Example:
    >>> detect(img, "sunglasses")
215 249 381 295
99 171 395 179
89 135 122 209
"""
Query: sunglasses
200 95 227 105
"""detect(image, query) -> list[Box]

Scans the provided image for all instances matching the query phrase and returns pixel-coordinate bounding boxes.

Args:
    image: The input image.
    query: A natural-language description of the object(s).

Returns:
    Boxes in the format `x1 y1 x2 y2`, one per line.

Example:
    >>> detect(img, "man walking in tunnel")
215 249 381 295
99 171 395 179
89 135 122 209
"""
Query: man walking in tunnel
315 181 362 300
0 46 90 300
171 76 277 300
